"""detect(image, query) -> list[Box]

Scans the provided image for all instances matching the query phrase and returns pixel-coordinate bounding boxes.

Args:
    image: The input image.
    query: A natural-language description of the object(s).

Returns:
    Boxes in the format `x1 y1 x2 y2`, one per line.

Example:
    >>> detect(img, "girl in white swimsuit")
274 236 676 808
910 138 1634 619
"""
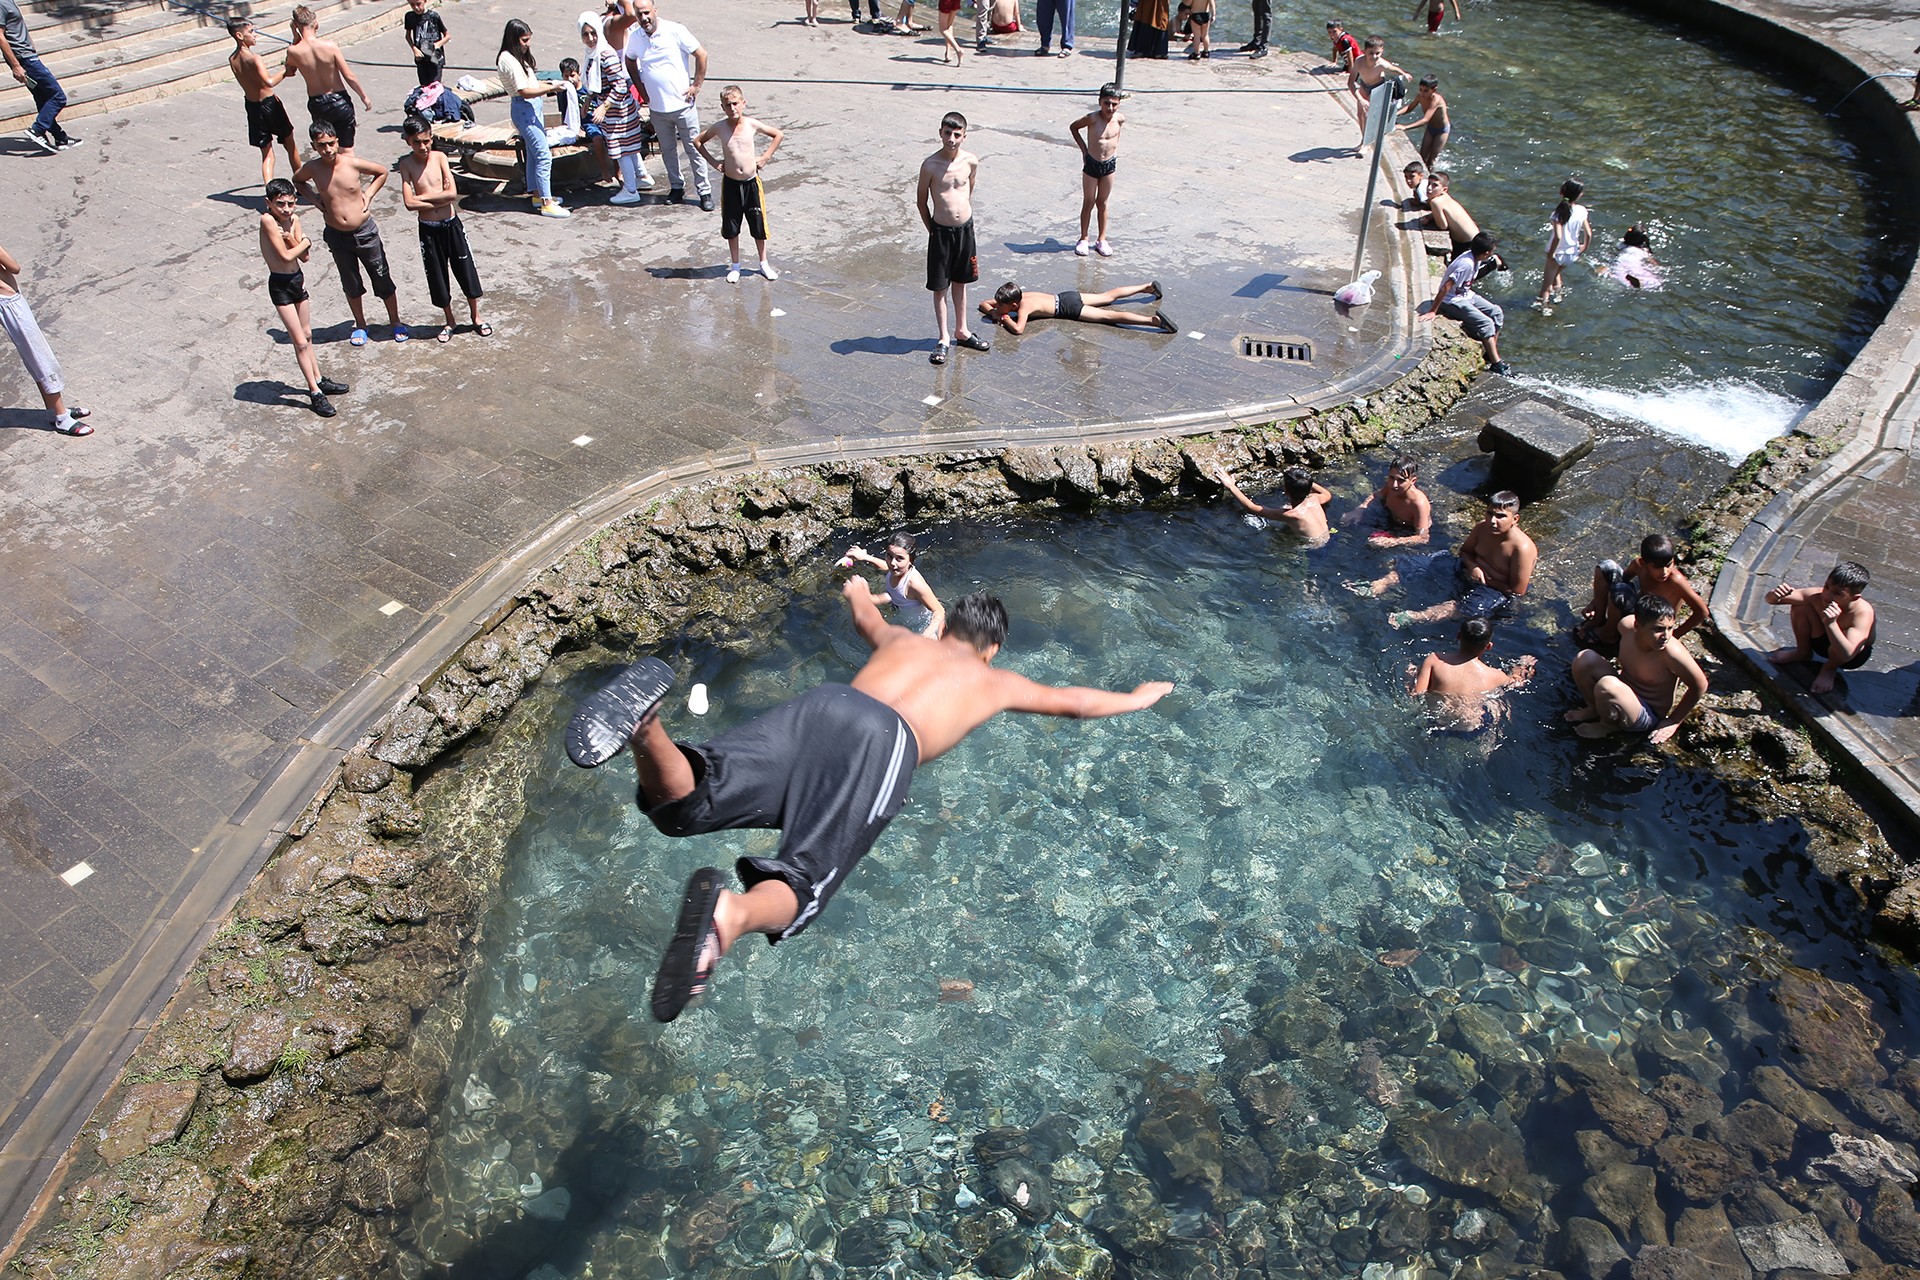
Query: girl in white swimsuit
843 533 945 637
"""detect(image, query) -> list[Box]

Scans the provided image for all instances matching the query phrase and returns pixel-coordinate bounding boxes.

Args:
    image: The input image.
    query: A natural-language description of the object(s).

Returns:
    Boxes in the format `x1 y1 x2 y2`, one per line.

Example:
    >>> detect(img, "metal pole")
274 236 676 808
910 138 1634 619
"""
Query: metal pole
1349 79 1396 282
1113 0 1133 93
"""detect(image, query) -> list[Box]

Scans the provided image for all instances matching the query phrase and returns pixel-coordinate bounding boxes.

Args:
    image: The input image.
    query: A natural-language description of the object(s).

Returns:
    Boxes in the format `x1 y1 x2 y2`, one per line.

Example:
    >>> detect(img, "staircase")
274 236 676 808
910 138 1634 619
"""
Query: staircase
0 0 406 134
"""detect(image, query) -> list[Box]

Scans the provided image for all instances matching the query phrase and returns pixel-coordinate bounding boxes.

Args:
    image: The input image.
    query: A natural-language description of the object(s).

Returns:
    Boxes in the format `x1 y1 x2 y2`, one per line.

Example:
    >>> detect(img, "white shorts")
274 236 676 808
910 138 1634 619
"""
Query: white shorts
0 292 62 395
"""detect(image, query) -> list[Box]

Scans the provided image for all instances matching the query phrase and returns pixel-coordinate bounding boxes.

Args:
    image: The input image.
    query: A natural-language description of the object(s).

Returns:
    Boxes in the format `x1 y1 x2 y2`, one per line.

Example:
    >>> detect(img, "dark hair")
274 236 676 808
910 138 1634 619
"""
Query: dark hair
1634 593 1677 625
265 177 297 199
1418 74 1438 90
945 591 1008 652
1828 561 1870 593
994 281 1022 307
402 114 433 138
1404 160 1426 176
227 17 252 36
1553 178 1585 226
1429 169 1450 190
1488 490 1520 514
1099 82 1120 100
1458 617 1493 651
1639 534 1676 567
559 56 580 76
1469 230 1497 256
1388 456 1417 478
1621 224 1651 249
1364 35 1384 50
940 111 967 132
1282 467 1314 504
501 19 536 72
885 532 917 563
308 119 338 142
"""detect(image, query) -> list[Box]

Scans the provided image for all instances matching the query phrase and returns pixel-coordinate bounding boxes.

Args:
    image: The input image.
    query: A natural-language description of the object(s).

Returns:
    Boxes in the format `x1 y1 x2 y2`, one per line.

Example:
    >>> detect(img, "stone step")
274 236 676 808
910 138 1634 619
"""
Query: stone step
28 0 258 64
20 0 178 42
0 0 407 134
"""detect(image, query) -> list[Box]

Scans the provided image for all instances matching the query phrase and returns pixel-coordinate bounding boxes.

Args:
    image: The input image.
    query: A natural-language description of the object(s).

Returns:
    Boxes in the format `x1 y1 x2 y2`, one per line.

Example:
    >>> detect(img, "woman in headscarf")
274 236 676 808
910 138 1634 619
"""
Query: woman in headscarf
580 7 652 205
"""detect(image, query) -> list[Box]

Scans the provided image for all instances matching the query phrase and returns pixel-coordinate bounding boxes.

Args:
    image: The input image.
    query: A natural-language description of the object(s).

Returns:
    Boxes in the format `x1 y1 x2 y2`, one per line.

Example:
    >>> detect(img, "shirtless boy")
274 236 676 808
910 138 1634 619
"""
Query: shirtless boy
1399 73 1449 168
228 19 299 186
397 116 487 342
1575 533 1705 647
1423 171 1502 274
1214 465 1333 546
1765 561 1877 694
1343 456 1431 547
284 5 370 152
258 178 350 416
917 111 988 366
979 281 1176 334
1070 85 1125 257
1363 490 1536 628
1347 36 1406 149
1409 618 1535 731
564 582 1173 1022
1567 595 1708 744
294 121 407 344
695 85 784 283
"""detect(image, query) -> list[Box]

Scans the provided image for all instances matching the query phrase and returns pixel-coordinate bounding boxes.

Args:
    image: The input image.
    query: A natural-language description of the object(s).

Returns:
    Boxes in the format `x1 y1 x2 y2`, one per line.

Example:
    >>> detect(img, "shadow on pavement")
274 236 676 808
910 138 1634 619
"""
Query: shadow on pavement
233 379 310 410
831 335 932 356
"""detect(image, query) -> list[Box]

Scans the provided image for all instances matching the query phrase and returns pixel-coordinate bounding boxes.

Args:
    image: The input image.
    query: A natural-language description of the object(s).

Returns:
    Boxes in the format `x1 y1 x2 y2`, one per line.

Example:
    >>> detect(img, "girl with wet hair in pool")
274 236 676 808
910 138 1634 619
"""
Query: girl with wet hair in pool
842 533 946 637
1604 224 1664 290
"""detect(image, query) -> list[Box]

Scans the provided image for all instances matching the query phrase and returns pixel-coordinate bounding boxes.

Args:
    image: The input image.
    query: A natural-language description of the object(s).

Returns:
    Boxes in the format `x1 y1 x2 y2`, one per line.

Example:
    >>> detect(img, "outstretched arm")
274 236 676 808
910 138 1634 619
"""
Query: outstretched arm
843 575 899 650
1214 467 1287 520
995 668 1174 719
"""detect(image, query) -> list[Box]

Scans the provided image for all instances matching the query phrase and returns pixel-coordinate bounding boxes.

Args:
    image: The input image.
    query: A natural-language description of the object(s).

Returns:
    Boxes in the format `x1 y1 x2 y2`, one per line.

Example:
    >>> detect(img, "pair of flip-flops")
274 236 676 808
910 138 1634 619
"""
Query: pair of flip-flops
53 406 92 436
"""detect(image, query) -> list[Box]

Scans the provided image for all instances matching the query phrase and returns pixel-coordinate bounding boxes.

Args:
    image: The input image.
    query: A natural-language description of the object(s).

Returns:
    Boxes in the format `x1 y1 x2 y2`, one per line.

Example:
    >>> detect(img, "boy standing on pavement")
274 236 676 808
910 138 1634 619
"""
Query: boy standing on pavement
917 112 988 366
228 19 300 187
258 179 350 417
1 0 77 151
294 121 408 345
285 5 371 152
1069 84 1124 257
397 116 489 341
402 0 450 87
695 86 784 283
0 241 90 434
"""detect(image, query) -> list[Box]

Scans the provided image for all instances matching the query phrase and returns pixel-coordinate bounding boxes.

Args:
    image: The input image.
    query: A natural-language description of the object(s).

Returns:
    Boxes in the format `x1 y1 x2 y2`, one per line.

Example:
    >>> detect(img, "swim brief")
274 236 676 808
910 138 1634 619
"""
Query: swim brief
643 684 919 943
1623 702 1659 734
307 90 357 148
1191 9 1211 22
926 218 978 292
267 268 308 307
1082 153 1117 179
939 0 961 12
1811 632 1875 670
1425 121 1449 138
721 174 769 242
1055 289 1084 321
322 218 397 300
1427 9 1443 31
246 94 294 149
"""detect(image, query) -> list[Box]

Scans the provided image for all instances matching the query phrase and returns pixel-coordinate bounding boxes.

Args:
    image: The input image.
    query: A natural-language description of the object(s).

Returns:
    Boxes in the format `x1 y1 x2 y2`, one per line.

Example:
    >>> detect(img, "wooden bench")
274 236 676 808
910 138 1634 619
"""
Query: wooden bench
432 77 656 196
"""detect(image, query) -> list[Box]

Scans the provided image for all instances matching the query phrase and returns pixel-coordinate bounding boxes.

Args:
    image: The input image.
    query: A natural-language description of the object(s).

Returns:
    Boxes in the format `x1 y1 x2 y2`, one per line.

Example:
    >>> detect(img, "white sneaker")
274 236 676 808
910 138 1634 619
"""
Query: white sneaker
539 199 572 219
727 264 741 283
760 261 779 280
610 188 643 205
634 171 654 189
1073 238 1090 256
1095 239 1114 257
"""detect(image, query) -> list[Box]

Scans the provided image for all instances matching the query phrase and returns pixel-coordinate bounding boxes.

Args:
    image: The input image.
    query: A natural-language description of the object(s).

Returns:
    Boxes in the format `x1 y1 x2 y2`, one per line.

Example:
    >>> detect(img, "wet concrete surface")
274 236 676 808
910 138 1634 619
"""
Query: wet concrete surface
0 0 1424 1238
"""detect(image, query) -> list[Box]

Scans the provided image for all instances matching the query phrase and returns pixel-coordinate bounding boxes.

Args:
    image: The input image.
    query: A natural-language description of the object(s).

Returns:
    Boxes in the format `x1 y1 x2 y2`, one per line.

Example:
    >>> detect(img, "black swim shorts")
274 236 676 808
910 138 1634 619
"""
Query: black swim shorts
643 684 919 943
1811 633 1875 671
307 89 357 148
1082 153 1116 180
246 94 293 149
322 219 397 300
721 174 769 242
267 268 308 308
1056 289 1084 321
926 218 978 292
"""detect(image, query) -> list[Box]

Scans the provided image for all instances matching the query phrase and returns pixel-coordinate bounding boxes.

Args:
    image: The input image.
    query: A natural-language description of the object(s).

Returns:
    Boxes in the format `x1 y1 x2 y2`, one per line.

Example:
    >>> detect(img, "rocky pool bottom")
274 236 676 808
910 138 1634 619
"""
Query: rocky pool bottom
15 355 1918 1280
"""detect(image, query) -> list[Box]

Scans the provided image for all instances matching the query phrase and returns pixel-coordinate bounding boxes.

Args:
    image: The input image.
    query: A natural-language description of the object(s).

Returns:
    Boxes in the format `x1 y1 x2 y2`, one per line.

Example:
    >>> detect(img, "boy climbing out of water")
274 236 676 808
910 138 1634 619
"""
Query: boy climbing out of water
1398 73 1449 168
695 85 784 284
1574 533 1705 648
1353 490 1536 629
978 280 1175 334
1765 561 1877 694
1343 456 1431 547
1069 84 1125 257
1213 464 1333 546
1567 594 1708 744
565 583 1173 1022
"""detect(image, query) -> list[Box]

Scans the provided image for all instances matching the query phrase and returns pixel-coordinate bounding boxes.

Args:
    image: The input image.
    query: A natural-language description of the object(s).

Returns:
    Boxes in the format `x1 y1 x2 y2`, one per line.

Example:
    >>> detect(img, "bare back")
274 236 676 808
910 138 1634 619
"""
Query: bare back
1428 192 1478 246
286 34 347 96
229 46 277 101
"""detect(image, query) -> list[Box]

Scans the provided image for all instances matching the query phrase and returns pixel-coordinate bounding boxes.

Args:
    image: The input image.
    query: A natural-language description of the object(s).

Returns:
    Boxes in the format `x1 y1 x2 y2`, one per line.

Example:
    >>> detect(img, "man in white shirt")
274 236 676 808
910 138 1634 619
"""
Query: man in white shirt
609 0 712 210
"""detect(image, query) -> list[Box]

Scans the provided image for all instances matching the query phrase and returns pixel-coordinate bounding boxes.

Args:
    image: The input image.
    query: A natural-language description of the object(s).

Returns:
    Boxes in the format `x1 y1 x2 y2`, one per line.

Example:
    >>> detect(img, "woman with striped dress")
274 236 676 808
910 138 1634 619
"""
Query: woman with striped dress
580 10 652 205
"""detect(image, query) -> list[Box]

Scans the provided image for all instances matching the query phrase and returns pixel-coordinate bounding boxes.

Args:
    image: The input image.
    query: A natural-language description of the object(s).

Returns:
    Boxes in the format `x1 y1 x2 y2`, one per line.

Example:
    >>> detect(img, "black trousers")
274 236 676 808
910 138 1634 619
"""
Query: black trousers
1250 0 1270 45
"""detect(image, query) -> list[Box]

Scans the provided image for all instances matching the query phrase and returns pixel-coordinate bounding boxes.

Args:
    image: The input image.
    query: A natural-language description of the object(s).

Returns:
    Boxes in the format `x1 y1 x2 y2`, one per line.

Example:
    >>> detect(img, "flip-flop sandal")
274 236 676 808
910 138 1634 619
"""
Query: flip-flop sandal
436 325 454 343
68 406 91 420
393 325 410 343
476 322 494 337
350 328 368 347
1155 311 1179 334
53 418 93 436
652 866 724 1022
566 657 675 768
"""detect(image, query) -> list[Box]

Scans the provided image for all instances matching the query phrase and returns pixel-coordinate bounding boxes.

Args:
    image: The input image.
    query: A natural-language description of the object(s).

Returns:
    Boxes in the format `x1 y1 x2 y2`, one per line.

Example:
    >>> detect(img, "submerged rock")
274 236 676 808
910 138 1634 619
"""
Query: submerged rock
1732 1212 1848 1275
1774 968 1886 1092
1559 1215 1630 1280
1805 1131 1919 1190
1867 1182 1920 1266
1388 1106 1536 1217
1584 1162 1668 1248
1555 1041 1668 1149
1135 1069 1229 1207
1652 1136 1739 1205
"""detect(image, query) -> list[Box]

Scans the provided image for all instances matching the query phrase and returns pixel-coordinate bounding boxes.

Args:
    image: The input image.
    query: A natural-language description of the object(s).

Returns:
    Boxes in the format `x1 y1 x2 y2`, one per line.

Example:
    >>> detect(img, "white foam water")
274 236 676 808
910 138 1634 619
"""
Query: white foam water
1538 377 1807 462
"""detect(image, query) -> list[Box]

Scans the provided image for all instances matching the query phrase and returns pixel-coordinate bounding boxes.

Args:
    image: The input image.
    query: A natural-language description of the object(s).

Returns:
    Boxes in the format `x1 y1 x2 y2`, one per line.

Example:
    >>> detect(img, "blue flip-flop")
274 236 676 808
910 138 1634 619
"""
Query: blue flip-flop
652 867 723 1022
350 328 368 347
392 324 410 343
566 658 675 768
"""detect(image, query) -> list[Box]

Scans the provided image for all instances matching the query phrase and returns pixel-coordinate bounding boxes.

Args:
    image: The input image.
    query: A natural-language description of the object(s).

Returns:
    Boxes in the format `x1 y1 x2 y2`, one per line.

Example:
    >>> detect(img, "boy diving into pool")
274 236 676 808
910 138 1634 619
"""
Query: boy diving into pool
567 577 1174 1022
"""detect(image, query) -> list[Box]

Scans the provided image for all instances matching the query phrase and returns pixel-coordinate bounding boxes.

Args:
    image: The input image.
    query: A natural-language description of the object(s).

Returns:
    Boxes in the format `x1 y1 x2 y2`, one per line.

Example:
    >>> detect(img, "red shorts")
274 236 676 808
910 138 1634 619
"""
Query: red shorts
939 0 961 12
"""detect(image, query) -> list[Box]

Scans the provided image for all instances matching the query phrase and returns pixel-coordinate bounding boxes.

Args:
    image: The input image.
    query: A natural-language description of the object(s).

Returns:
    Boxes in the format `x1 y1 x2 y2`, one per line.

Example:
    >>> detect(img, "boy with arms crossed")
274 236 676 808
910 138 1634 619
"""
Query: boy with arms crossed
257 180 349 417
397 116 489 341
917 111 988 365
1069 84 1124 257
228 18 300 186
695 86 784 284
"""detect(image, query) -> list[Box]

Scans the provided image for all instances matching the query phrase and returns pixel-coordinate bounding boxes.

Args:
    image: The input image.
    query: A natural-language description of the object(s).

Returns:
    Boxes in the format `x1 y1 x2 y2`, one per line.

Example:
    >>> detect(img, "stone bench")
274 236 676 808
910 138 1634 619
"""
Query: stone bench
1477 400 1595 493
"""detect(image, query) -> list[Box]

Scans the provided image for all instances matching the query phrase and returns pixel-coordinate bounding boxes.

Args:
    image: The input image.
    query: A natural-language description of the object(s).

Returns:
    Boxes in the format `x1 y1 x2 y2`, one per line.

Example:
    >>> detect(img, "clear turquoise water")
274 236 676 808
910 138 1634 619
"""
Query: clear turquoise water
407 492 1918 1277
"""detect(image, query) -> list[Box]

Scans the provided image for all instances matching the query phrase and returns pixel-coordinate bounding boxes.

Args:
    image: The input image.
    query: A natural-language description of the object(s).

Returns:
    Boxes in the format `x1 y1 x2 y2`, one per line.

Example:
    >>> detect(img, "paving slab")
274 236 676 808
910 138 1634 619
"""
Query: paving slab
0 0 1432 1242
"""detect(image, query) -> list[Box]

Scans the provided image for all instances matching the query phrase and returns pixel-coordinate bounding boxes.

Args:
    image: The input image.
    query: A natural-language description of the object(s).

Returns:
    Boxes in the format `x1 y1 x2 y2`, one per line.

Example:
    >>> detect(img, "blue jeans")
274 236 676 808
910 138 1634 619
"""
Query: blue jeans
510 96 552 200
1037 0 1074 50
18 53 67 136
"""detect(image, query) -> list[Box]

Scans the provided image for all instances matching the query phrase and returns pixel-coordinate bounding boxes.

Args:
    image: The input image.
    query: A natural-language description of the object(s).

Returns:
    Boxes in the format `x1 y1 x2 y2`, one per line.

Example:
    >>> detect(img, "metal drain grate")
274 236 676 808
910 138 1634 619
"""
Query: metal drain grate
1239 335 1313 363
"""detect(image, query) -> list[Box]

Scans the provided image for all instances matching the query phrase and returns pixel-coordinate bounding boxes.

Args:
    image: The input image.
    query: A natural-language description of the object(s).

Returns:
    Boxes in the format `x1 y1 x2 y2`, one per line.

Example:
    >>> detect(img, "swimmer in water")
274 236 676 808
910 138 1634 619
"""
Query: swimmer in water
1408 617 1535 732
1213 464 1333 546
565 586 1173 1021
1602 224 1663 290
844 532 946 637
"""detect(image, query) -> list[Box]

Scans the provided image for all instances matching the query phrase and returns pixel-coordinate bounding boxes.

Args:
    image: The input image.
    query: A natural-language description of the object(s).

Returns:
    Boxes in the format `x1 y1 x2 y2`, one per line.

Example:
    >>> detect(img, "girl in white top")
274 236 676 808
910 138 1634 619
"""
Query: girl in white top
842 533 945 637
497 20 570 219
1536 178 1590 314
